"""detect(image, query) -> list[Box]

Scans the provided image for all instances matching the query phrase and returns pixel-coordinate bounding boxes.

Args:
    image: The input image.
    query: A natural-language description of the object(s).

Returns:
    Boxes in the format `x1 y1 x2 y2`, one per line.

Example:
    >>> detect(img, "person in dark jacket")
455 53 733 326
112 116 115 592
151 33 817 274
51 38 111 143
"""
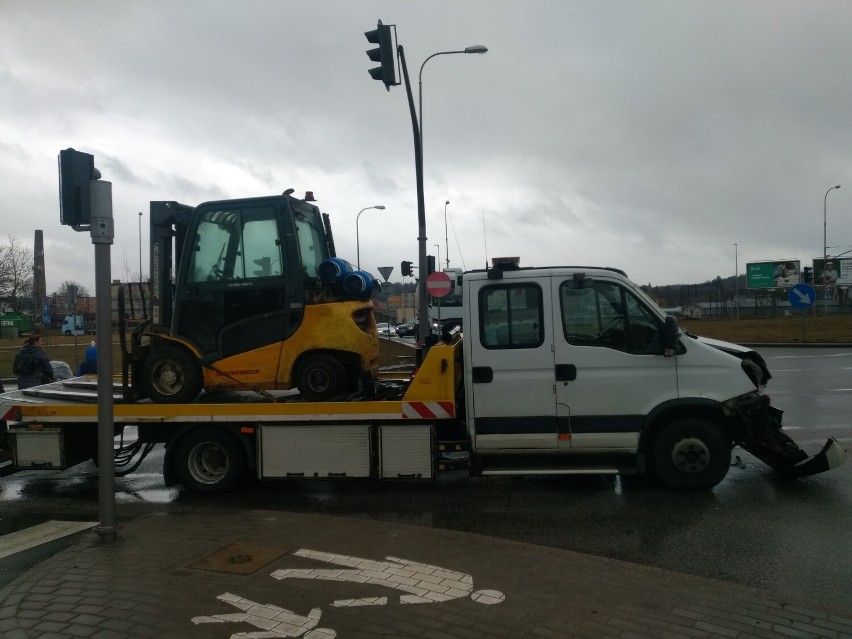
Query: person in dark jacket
15 334 55 390
76 342 98 375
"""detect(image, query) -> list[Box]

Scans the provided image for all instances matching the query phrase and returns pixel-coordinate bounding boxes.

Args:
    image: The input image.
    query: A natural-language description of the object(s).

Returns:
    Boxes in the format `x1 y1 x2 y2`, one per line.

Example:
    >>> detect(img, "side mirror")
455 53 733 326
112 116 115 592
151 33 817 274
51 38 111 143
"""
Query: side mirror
662 315 680 356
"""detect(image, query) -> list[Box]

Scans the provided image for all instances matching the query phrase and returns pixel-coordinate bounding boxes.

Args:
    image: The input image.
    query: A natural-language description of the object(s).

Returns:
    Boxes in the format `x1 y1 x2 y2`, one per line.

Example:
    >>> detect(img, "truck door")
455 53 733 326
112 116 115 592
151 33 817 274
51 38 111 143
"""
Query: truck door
466 276 558 450
553 277 677 452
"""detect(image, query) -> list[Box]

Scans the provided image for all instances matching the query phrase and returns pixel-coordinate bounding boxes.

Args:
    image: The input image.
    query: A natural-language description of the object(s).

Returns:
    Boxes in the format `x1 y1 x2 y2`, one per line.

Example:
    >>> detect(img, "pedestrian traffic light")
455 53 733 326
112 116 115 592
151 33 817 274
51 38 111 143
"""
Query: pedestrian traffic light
365 20 397 90
803 267 813 284
401 260 413 277
58 148 101 227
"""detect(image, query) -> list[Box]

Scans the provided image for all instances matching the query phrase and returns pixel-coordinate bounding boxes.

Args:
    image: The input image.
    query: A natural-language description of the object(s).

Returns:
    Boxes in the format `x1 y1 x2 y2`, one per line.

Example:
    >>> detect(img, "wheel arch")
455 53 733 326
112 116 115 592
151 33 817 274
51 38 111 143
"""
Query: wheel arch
291 348 361 390
162 423 255 488
638 398 728 455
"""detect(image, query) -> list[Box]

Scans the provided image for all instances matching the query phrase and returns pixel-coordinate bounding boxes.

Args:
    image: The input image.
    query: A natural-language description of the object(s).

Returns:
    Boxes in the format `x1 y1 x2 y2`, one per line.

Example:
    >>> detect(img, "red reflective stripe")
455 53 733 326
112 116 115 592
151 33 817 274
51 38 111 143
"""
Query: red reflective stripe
402 401 454 419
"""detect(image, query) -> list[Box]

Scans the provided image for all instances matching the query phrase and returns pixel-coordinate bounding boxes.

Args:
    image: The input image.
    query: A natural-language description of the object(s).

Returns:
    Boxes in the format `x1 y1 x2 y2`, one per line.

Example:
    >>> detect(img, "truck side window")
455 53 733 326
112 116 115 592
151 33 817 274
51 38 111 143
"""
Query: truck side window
479 283 544 349
560 281 661 354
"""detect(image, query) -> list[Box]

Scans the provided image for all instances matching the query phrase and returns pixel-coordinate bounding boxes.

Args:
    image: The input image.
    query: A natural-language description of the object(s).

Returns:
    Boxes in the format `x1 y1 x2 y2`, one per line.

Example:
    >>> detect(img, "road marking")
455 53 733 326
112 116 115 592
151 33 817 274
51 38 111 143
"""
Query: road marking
271 549 505 607
0 520 97 559
192 593 336 638
194 551 505 637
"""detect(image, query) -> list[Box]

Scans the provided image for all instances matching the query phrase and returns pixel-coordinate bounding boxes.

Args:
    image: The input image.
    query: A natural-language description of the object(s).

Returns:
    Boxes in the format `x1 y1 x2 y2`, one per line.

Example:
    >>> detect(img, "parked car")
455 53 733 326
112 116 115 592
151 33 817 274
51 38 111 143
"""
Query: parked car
376 323 397 337
395 320 418 337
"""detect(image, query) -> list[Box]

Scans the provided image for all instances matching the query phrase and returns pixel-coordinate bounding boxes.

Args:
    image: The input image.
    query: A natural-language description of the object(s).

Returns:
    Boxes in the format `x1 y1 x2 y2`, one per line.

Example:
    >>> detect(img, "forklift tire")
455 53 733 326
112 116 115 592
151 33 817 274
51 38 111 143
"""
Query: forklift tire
174 428 245 493
297 354 347 402
651 418 731 490
147 346 202 404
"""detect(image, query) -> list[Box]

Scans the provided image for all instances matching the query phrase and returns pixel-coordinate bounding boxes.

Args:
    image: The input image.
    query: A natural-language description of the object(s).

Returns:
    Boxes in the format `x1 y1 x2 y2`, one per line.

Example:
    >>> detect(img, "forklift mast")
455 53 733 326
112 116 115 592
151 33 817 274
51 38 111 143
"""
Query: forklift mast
149 201 194 332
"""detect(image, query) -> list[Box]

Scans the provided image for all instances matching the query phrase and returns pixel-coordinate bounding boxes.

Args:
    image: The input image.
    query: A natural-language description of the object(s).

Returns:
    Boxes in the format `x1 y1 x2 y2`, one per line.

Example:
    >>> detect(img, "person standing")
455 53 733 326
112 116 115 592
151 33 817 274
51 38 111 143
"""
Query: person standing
76 341 98 375
14 334 55 390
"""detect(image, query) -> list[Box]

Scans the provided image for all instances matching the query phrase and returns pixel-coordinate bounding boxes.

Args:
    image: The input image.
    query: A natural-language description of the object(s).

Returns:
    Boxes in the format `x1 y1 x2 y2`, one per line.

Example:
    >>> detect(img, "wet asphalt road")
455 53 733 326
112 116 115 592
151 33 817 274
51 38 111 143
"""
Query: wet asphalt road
1 346 850 609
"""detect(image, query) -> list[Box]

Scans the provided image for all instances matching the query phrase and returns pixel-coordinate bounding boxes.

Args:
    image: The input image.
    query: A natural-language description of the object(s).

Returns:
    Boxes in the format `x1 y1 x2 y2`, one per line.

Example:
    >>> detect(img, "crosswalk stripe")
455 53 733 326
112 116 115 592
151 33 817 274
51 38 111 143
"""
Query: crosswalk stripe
0 520 97 559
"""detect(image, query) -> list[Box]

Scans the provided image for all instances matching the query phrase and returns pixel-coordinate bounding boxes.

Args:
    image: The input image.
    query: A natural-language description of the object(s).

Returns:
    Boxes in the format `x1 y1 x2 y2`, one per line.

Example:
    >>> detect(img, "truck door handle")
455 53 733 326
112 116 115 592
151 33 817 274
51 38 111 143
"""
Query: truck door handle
471 366 493 383
555 364 577 381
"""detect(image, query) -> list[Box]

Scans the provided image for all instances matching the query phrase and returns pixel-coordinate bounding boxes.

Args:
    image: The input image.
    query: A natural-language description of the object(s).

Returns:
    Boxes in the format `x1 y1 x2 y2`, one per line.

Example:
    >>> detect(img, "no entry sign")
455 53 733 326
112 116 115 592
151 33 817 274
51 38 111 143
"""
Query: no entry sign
426 271 452 298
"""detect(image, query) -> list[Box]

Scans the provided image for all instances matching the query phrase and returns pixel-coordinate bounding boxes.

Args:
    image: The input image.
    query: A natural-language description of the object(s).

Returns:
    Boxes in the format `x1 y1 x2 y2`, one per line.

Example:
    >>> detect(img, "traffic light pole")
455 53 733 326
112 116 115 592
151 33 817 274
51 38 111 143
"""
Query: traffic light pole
58 149 119 542
397 45 430 363
89 182 119 542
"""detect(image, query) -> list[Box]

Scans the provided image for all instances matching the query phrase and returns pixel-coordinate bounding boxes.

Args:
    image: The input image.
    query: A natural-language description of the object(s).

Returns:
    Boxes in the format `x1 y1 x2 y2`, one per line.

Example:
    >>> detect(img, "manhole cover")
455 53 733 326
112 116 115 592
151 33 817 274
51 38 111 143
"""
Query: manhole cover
188 543 289 575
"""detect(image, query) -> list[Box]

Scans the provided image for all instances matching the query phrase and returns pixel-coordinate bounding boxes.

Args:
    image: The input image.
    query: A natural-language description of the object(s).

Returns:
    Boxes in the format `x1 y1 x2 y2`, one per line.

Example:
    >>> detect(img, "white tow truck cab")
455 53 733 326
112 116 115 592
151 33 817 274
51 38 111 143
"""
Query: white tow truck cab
0 262 844 493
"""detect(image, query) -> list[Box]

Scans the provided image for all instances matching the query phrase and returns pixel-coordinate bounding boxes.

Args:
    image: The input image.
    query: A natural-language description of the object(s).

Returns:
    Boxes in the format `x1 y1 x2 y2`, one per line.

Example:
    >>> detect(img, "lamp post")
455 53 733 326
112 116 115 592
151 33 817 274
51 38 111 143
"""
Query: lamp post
416 44 487 346
355 205 386 269
418 45 488 152
734 243 739 321
823 185 841 314
443 200 450 269
138 211 143 282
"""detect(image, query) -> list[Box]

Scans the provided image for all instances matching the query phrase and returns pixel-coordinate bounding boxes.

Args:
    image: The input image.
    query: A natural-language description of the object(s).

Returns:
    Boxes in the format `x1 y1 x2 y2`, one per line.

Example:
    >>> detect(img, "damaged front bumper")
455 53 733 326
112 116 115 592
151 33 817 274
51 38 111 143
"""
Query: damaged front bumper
728 393 847 478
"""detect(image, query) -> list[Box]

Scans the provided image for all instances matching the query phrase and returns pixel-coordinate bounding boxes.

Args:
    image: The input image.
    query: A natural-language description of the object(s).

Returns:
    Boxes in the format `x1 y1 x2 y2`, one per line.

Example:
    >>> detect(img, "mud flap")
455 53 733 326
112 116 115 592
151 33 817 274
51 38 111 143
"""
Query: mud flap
738 403 847 478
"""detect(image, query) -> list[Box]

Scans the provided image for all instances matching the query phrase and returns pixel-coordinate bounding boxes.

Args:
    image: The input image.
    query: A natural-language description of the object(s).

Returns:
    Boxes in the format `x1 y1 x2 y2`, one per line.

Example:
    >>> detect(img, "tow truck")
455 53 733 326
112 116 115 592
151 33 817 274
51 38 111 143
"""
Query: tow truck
1 262 845 493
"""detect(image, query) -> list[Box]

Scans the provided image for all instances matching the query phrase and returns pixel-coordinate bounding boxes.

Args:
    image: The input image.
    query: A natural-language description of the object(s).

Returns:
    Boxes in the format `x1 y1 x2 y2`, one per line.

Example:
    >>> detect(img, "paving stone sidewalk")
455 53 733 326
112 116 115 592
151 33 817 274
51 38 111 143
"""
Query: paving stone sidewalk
0 510 850 639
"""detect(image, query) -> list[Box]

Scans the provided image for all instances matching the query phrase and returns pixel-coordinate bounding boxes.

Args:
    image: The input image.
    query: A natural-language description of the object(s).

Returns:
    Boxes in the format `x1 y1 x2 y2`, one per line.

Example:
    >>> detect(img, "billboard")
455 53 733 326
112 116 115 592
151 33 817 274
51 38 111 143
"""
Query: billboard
746 260 800 289
813 257 851 286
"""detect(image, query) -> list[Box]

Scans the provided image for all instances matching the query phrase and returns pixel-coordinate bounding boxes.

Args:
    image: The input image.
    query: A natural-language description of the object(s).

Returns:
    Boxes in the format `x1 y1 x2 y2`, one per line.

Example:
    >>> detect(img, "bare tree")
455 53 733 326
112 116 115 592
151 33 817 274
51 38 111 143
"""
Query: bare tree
0 234 34 312
53 280 91 298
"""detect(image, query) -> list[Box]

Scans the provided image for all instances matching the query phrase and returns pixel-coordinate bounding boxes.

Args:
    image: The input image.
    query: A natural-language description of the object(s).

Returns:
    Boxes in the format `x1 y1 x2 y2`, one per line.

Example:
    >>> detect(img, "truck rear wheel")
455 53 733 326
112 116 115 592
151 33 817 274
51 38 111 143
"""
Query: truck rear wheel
651 418 731 490
297 354 347 401
174 428 245 493
147 346 202 403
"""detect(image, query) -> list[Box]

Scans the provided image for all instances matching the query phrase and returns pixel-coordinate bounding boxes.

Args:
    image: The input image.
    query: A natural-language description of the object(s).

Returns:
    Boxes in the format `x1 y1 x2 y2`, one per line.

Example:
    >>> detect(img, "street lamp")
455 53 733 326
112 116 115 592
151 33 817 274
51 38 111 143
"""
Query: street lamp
823 185 841 313
355 205 386 269
418 45 488 151
444 200 450 269
138 211 143 282
417 44 487 347
734 243 739 321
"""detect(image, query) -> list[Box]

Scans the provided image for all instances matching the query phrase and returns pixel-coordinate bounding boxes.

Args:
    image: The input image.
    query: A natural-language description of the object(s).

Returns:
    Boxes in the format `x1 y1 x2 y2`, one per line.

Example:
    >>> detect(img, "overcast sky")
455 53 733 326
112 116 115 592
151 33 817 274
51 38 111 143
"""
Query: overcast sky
2 0 851 295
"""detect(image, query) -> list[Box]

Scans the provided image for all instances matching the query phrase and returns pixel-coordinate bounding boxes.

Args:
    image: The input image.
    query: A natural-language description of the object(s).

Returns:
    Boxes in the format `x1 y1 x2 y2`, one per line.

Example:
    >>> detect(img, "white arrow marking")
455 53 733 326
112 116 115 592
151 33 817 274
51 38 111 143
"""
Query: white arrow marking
794 288 812 304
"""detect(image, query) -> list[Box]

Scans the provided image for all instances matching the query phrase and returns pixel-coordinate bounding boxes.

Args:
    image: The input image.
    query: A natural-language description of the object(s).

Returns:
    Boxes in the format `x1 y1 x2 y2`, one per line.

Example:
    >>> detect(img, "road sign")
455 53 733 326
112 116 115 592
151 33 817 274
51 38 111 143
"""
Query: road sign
426 271 452 298
788 283 816 309
377 266 393 281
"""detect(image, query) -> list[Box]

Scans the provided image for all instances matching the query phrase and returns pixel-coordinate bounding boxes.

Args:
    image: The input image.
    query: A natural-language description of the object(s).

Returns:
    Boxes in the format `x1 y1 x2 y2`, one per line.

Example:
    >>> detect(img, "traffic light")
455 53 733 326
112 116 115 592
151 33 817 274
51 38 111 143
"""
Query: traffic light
427 255 436 275
401 260 413 277
365 20 397 90
58 148 101 227
803 266 813 284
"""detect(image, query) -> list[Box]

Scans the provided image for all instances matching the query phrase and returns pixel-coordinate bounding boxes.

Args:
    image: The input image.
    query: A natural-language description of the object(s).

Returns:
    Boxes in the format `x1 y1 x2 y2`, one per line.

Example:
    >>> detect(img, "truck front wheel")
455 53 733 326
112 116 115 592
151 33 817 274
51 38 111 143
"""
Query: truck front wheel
174 428 245 493
651 418 731 490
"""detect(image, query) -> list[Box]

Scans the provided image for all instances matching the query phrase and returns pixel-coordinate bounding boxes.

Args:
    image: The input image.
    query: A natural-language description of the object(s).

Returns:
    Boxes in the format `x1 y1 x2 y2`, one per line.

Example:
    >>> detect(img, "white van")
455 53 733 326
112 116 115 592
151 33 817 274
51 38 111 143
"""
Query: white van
462 264 843 489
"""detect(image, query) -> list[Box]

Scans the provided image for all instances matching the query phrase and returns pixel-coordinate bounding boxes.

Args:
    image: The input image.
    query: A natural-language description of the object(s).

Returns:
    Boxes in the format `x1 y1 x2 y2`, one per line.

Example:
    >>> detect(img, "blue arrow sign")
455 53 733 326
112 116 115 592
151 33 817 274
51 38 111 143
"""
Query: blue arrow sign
788 283 816 309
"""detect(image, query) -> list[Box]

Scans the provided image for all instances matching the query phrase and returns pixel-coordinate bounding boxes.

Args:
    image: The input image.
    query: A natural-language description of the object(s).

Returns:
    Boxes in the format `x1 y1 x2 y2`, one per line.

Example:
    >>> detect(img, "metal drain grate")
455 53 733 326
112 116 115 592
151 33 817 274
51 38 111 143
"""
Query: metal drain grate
188 543 289 575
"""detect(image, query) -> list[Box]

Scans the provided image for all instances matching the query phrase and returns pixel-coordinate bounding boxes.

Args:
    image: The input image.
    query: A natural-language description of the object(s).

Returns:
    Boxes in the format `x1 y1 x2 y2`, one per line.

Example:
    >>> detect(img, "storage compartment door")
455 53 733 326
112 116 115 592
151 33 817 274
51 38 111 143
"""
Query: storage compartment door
380 425 434 479
259 425 371 478
11 428 66 468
